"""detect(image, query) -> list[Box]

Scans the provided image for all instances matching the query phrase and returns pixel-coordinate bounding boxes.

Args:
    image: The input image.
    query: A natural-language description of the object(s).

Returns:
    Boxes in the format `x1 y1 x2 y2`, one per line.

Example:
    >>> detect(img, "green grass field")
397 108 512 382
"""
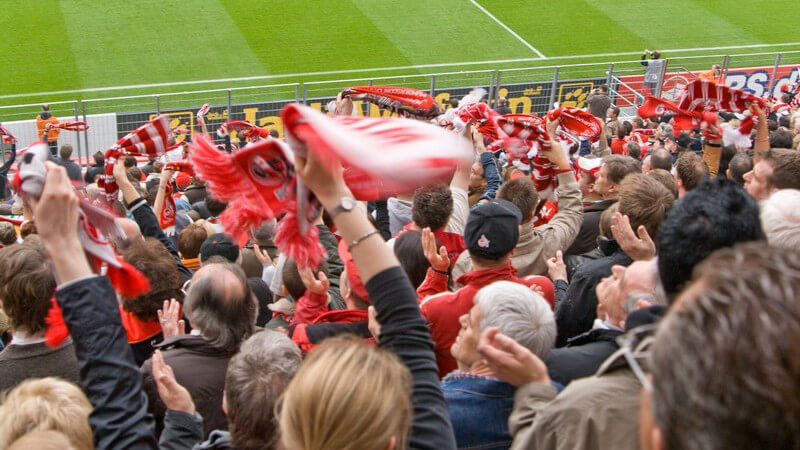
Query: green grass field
2 0 800 107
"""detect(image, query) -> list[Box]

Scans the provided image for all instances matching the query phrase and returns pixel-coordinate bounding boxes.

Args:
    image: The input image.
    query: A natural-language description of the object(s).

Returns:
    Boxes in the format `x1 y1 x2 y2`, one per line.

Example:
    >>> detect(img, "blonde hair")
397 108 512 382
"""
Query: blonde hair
8 430 77 450
194 219 218 238
278 337 412 450
0 378 94 450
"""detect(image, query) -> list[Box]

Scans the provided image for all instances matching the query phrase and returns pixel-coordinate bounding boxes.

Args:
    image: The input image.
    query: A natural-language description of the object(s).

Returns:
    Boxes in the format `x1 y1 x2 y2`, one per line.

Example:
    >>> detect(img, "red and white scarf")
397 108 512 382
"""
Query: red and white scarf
158 160 196 234
341 86 443 120
677 80 765 113
51 121 90 132
98 116 171 202
638 96 719 135
191 103 472 268
216 120 270 141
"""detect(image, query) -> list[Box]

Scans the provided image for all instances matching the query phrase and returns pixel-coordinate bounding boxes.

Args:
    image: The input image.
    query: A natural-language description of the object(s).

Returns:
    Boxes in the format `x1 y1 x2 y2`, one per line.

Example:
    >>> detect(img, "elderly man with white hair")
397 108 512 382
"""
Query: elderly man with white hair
443 281 556 450
760 189 800 251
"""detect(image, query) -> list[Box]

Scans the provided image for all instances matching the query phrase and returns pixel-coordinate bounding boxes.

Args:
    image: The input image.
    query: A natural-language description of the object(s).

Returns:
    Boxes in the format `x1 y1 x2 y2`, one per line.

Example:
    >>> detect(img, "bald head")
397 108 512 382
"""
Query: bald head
650 147 673 171
116 218 142 242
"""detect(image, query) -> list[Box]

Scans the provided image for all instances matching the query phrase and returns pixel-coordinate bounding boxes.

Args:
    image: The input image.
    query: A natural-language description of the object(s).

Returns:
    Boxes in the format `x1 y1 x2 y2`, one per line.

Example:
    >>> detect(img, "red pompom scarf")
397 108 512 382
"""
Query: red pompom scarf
190 103 472 268
15 143 151 348
341 86 443 120
677 80 766 113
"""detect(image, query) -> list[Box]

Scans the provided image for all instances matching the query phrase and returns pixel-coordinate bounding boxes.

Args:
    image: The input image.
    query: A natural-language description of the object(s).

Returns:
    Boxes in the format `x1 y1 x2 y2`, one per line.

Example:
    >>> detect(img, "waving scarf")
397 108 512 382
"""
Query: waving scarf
677 80 766 113
98 116 171 201
51 121 89 132
341 86 443 120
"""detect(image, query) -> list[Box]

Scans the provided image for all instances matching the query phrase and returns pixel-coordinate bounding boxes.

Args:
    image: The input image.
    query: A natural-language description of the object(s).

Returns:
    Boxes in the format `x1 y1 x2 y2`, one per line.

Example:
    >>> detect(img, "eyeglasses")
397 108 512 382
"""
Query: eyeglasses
615 323 659 392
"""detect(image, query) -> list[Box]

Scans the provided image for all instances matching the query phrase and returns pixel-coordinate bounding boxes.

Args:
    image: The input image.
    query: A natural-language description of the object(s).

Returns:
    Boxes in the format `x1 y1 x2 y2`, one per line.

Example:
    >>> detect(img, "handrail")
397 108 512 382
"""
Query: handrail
669 67 700 80
611 76 645 101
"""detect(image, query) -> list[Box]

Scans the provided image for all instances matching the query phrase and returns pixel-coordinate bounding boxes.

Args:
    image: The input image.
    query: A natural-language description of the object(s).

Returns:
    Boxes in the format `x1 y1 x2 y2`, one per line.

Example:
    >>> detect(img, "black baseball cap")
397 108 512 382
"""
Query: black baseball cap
200 233 240 263
464 199 522 260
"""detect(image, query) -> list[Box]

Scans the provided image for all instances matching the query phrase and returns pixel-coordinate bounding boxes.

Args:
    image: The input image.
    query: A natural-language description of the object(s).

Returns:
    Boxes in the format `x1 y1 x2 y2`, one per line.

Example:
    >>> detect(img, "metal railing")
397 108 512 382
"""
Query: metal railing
0 50 797 167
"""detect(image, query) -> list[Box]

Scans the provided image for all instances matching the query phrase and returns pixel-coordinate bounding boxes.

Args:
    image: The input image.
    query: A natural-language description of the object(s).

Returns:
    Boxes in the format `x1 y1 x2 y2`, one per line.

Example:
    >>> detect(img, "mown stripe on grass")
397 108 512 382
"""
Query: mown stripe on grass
0 0 82 95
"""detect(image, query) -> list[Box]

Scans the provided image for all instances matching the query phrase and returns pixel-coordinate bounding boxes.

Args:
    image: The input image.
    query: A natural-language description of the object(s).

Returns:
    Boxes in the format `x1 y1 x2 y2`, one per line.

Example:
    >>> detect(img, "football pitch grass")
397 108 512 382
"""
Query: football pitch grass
2 0 800 107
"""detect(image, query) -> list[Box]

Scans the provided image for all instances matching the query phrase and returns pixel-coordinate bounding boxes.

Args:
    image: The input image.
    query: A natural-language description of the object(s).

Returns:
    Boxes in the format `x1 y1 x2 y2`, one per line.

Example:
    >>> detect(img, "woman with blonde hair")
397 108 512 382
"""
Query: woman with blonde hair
278 148 457 449
0 377 94 450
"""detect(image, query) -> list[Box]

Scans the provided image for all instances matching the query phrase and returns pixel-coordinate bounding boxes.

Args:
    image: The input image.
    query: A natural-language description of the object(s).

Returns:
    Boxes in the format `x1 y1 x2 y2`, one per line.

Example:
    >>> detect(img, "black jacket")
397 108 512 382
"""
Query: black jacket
555 248 632 347
56 276 157 449
85 164 105 184
546 328 623 386
565 200 616 256
0 143 16 200
141 335 238 440
57 158 83 182
368 266 457 450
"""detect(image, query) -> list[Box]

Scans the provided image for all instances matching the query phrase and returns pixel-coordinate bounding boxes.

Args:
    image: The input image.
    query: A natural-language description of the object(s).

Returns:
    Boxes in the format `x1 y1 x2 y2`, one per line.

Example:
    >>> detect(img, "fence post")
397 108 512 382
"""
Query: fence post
156 96 161 114
73 101 83 167
302 84 308 105
767 53 782 97
82 102 89 166
494 70 503 105
721 55 731 83
487 72 495 105
227 89 232 119
606 63 614 86
429 75 435 96
368 79 374 87
295 84 300 103
548 67 560 109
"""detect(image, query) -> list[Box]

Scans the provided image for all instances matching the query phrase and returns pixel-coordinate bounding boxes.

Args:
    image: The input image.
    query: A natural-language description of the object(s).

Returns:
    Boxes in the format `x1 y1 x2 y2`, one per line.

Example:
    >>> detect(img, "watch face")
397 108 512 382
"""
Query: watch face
342 197 355 210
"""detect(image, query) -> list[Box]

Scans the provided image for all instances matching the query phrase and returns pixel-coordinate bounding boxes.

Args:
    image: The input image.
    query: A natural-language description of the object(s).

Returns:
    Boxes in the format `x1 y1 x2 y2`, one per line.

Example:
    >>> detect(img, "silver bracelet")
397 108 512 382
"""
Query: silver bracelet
348 229 380 251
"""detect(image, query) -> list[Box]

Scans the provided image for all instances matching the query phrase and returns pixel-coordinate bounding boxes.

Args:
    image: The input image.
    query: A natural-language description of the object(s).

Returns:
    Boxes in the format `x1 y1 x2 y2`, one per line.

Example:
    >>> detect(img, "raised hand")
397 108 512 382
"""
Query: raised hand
253 243 273 267
157 298 185 340
478 327 550 387
367 305 382 341
422 227 449 272
152 350 195 414
610 212 656 261
546 250 567 282
299 266 330 296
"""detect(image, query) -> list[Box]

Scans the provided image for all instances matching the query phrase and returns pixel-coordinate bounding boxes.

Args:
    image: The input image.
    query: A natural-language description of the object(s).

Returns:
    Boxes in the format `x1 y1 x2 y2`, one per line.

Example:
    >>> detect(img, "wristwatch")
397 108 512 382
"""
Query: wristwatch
327 196 357 219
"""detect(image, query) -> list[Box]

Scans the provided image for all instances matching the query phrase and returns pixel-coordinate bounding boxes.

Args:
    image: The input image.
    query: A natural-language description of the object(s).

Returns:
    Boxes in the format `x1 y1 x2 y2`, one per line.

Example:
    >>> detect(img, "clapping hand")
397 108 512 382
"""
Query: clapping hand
422 227 449 272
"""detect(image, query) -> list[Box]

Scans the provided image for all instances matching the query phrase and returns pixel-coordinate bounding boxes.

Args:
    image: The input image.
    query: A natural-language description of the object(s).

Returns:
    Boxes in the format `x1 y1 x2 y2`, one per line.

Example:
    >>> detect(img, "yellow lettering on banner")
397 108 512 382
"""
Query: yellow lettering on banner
509 96 532 115
243 108 258 124
497 88 508 99
435 93 451 107
310 102 323 112
258 116 284 139
352 100 365 116
558 82 593 108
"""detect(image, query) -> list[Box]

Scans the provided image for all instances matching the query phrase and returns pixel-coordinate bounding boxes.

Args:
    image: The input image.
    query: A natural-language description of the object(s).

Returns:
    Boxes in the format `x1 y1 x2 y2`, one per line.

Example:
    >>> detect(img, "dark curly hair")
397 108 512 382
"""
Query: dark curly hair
412 183 453 231
119 238 184 322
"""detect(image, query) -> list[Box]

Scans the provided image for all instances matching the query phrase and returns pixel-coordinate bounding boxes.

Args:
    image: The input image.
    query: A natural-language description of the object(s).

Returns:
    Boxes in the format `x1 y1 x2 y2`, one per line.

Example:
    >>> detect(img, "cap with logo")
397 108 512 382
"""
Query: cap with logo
464 199 522 260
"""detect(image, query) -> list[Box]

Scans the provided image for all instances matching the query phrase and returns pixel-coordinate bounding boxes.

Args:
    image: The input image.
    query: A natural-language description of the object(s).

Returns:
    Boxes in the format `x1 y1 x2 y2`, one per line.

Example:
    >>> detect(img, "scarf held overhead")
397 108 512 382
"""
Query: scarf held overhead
341 86 443 120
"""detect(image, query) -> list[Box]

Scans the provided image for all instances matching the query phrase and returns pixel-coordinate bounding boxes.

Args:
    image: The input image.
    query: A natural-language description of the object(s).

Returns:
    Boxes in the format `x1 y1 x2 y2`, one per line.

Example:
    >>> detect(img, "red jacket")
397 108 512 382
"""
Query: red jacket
417 261 555 377
289 288 374 352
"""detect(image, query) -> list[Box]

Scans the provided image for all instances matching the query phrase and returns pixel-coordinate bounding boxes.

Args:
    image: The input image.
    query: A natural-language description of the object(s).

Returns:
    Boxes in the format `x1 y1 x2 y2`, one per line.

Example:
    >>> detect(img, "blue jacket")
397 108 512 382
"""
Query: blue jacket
442 372 515 450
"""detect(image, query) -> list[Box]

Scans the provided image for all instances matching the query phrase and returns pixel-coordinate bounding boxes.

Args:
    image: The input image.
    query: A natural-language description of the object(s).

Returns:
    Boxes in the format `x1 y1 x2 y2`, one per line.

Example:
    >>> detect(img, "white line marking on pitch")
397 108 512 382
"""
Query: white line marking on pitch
469 0 546 58
1 42 799 100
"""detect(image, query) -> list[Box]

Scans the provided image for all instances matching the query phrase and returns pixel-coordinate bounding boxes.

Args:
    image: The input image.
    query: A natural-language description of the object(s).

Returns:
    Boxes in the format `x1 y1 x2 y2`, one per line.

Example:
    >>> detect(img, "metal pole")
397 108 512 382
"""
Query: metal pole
429 75 435 96
606 63 614 86
156 95 161 114
368 79 374 87
302 84 308 105
494 70 503 105
73 101 83 167
721 55 730 83
82 102 89 167
487 71 495 107
767 53 782 97
548 67 560 109
295 84 300 103
227 89 232 119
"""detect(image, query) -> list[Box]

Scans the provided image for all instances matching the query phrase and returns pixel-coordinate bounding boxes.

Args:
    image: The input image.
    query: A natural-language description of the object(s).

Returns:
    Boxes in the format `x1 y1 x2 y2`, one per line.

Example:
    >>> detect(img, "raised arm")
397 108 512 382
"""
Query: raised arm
35 163 157 450
752 104 769 164
295 152 457 450
152 169 174 228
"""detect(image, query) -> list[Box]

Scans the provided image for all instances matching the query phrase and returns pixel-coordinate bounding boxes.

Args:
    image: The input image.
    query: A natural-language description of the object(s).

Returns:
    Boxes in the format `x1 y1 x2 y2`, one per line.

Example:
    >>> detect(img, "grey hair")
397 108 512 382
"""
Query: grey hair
184 262 257 351
760 189 800 251
623 260 666 314
475 281 556 359
226 330 301 449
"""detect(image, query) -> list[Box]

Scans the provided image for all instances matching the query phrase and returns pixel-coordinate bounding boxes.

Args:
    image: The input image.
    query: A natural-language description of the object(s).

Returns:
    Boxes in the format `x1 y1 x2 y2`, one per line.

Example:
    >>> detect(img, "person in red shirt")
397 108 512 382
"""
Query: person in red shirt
417 199 555 377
